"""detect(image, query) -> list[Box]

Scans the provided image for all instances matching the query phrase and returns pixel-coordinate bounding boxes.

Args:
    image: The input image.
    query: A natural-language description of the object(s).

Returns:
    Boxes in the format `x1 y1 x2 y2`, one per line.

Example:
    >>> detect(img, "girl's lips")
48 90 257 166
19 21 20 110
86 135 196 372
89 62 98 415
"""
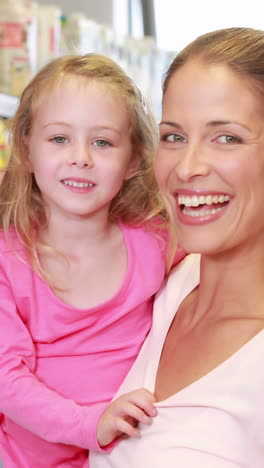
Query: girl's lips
61 178 96 193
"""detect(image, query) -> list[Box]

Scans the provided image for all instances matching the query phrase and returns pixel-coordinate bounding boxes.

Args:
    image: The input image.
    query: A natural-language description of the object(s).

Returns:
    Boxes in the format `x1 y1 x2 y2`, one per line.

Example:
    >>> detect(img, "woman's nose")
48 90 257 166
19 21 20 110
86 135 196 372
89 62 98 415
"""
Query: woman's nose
175 144 210 182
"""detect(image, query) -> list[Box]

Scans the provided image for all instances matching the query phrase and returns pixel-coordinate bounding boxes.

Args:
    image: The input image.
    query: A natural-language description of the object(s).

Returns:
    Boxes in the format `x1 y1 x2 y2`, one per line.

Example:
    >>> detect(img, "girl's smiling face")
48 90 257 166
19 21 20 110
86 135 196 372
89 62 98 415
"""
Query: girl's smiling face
26 77 135 224
156 59 264 255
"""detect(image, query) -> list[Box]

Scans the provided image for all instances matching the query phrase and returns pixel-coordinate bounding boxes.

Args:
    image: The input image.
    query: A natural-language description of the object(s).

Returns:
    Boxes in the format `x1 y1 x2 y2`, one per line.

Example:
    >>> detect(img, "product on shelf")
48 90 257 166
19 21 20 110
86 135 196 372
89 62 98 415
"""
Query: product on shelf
61 12 107 56
37 4 61 69
0 0 38 96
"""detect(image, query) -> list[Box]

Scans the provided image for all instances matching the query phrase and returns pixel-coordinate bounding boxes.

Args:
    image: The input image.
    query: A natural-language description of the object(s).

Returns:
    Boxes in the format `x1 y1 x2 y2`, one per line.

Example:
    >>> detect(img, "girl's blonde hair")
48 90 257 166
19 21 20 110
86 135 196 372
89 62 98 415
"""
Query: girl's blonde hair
0 53 163 278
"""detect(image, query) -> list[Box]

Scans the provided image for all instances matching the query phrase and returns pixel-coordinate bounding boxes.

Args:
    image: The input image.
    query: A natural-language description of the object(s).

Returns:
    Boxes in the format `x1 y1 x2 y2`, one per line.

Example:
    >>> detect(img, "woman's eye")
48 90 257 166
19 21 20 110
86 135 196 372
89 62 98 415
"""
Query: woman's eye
215 135 241 144
161 133 187 143
52 136 67 144
94 139 110 147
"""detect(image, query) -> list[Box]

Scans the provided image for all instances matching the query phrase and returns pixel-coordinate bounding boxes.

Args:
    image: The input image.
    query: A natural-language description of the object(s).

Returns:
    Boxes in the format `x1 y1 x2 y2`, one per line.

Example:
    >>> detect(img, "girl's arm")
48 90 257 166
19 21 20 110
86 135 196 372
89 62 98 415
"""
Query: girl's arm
0 265 111 451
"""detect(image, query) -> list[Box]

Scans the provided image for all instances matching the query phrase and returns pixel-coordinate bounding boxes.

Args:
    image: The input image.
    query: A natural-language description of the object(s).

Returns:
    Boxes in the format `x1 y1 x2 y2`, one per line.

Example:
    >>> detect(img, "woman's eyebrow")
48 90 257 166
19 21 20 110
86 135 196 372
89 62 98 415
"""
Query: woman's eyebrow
159 120 250 131
207 120 251 131
159 121 183 129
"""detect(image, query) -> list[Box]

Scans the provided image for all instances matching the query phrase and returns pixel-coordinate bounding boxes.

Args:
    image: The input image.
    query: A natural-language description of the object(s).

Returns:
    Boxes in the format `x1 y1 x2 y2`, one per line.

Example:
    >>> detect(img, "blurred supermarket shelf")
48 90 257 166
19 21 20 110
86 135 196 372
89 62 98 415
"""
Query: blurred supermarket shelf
0 1 177 120
0 0 178 174
0 93 19 118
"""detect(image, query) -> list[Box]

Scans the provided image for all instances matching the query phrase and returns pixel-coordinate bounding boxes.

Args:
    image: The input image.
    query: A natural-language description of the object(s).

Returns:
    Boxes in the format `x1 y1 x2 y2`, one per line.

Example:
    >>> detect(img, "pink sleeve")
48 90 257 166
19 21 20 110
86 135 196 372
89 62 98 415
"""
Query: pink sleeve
0 264 109 451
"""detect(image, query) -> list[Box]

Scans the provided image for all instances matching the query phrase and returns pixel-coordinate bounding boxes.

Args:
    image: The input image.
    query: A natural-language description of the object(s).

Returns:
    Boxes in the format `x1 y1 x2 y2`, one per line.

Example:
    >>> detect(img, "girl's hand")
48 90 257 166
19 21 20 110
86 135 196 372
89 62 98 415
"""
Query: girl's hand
97 388 157 447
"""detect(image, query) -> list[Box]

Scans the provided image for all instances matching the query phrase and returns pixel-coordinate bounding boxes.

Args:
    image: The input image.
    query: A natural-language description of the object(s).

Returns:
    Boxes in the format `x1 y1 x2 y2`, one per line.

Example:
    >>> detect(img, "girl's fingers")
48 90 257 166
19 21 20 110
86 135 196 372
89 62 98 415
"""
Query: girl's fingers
115 418 141 438
124 389 157 417
120 401 153 425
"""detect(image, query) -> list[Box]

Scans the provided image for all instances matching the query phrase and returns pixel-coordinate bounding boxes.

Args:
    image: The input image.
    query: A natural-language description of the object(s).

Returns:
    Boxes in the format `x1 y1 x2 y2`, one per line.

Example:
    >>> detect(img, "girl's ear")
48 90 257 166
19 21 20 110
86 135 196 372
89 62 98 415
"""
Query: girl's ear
23 135 33 172
125 152 141 181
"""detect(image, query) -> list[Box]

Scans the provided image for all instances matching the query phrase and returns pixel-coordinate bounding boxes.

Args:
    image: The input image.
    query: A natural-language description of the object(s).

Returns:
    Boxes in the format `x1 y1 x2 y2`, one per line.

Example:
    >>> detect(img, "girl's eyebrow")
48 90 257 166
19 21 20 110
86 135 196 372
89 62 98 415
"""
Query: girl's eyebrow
43 122 71 128
43 122 121 135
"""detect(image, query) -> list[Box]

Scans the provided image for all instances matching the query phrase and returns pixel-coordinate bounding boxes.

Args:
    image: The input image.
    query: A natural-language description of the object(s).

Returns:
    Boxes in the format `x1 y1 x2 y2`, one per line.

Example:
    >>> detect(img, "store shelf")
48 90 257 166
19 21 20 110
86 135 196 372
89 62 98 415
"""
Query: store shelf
0 93 19 118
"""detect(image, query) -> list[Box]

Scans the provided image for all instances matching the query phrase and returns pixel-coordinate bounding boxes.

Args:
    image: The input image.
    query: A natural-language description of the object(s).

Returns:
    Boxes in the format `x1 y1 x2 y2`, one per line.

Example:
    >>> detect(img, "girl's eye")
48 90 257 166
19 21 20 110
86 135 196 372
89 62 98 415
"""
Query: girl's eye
161 133 187 143
215 135 242 144
52 136 68 144
93 139 110 148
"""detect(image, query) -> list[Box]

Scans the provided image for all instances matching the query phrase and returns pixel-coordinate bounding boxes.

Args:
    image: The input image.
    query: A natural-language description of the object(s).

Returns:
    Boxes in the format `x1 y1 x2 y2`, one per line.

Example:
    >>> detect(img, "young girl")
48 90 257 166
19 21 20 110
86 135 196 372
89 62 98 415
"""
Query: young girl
0 54 184 467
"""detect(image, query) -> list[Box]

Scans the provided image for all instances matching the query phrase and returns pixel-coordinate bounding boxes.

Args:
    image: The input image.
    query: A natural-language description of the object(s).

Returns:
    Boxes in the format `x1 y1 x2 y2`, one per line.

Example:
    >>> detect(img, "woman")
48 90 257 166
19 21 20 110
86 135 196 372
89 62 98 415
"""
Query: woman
90 27 264 467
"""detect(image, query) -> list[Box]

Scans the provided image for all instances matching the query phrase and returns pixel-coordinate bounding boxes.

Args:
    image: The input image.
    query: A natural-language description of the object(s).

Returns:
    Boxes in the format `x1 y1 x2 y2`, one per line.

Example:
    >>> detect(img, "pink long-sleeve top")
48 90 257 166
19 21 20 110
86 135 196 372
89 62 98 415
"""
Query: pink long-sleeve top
0 223 178 467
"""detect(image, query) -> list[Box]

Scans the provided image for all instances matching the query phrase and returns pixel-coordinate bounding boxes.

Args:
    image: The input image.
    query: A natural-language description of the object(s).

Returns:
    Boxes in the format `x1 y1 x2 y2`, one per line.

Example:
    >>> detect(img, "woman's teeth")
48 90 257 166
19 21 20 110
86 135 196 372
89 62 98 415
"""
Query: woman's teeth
178 194 230 207
178 194 230 218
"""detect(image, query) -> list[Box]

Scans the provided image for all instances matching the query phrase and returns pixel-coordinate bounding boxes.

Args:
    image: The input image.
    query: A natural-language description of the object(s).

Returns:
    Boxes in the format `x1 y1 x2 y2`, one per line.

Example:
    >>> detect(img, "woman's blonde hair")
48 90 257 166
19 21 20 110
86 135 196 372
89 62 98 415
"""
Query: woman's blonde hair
0 53 163 279
163 27 264 98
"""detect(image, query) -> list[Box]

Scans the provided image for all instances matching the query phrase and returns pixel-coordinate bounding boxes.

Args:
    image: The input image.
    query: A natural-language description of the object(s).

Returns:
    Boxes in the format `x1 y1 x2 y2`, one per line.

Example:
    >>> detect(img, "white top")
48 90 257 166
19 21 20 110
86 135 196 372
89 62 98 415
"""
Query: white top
90 254 264 468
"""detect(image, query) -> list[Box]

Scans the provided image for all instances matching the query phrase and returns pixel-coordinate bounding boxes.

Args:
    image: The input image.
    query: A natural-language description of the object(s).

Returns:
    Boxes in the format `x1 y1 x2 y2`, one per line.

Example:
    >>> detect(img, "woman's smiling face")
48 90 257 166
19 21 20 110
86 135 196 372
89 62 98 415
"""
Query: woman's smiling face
156 59 264 255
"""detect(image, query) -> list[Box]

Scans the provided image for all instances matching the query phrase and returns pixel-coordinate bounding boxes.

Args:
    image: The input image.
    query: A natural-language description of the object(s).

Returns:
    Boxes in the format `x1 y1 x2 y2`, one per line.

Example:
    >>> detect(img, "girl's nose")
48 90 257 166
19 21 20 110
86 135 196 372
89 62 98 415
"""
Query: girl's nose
70 146 94 168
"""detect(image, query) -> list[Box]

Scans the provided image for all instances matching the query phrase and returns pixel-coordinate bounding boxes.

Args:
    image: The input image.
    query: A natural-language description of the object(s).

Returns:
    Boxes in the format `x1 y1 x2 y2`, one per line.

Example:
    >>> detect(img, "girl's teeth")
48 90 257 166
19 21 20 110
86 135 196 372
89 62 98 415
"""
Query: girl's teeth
63 180 94 188
178 194 230 207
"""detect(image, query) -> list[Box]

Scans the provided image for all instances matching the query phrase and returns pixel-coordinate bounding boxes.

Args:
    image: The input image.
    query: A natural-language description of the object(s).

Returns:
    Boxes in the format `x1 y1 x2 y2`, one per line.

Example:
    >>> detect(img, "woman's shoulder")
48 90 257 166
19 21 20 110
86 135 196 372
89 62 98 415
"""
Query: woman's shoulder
155 254 201 305
168 253 200 283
